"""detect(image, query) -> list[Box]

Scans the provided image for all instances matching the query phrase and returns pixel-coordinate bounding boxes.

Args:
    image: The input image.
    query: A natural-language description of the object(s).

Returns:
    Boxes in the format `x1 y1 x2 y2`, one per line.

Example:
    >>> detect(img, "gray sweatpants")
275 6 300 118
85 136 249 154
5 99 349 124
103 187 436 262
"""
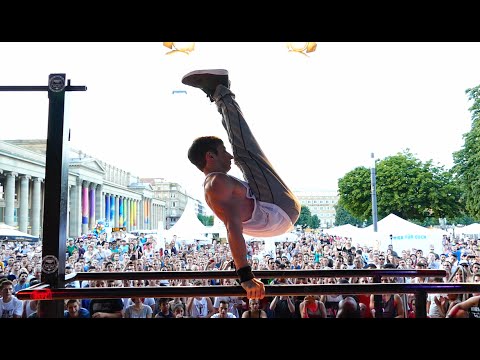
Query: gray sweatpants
213 85 300 224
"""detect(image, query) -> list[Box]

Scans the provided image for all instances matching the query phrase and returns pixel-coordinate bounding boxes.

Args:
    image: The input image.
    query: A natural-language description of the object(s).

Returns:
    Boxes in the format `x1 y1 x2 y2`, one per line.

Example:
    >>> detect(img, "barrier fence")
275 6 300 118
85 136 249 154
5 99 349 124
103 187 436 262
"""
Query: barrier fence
16 269 480 318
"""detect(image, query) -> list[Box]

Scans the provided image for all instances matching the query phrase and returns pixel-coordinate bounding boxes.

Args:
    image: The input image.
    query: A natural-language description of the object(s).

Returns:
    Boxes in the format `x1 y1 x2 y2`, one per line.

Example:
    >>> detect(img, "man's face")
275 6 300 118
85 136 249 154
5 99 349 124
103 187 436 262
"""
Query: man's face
1 284 13 300
218 304 229 317
212 143 233 172
67 302 79 316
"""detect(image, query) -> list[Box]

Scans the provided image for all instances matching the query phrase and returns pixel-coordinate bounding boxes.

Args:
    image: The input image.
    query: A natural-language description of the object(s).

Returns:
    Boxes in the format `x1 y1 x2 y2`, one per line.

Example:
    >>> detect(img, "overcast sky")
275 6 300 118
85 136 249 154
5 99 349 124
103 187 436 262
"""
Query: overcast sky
1 42 479 204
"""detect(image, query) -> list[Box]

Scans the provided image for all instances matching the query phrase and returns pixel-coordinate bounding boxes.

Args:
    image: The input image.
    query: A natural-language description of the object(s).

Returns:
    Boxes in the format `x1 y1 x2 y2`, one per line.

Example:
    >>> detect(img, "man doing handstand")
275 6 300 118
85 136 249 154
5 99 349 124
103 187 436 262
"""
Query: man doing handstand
184 69 300 299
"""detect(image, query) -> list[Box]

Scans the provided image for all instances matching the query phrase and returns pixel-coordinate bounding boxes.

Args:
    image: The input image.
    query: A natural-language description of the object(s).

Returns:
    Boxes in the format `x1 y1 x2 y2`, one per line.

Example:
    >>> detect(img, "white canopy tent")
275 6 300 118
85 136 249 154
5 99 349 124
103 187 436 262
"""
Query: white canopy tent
0 223 39 242
205 216 228 240
164 200 211 244
458 223 480 236
354 214 447 253
327 223 364 239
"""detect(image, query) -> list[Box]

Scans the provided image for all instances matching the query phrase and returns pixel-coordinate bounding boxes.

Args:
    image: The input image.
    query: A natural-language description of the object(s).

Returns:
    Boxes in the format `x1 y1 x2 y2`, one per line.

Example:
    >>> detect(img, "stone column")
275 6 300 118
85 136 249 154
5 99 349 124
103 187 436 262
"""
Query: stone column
4 172 17 226
89 183 96 231
18 175 31 233
110 195 115 227
105 194 111 227
135 200 139 230
115 195 119 228
151 203 155 231
69 178 82 238
119 196 124 228
82 181 89 235
131 200 136 230
140 198 144 230
125 198 130 231
95 184 103 222
31 177 43 237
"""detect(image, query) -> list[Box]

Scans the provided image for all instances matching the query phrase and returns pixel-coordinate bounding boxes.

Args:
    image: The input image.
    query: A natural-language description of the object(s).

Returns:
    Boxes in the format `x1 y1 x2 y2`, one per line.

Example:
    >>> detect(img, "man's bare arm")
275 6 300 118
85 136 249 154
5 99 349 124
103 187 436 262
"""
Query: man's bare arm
206 174 265 299
206 175 248 269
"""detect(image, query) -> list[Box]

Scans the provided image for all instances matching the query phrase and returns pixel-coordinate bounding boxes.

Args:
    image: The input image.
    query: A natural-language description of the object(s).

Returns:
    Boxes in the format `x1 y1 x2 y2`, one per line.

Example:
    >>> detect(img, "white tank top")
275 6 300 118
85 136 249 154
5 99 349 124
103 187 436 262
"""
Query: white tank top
204 173 293 237
192 297 209 318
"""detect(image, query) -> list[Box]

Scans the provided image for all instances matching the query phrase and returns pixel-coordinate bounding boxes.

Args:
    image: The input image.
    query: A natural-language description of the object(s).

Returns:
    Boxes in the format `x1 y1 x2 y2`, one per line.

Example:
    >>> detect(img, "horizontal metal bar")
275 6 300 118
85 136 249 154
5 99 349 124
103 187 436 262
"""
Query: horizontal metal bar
0 85 86 91
69 269 446 282
15 282 480 301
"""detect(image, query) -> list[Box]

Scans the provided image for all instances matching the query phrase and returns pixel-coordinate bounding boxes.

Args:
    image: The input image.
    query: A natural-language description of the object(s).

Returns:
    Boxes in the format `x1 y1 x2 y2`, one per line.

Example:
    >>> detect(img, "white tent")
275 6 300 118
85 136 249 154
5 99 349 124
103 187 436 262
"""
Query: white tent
327 224 363 238
0 223 39 242
458 223 480 236
164 200 211 244
355 214 446 253
206 216 299 243
205 216 228 239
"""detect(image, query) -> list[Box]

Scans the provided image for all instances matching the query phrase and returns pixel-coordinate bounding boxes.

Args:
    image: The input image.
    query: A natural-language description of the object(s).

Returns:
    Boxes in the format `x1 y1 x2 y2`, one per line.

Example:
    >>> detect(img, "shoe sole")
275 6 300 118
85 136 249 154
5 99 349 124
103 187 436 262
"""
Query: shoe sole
181 69 228 87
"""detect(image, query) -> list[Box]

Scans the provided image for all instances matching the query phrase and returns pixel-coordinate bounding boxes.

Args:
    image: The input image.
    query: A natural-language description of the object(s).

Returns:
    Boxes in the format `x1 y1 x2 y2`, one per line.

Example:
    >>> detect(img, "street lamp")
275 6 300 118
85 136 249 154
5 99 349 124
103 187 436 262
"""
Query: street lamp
370 152 378 232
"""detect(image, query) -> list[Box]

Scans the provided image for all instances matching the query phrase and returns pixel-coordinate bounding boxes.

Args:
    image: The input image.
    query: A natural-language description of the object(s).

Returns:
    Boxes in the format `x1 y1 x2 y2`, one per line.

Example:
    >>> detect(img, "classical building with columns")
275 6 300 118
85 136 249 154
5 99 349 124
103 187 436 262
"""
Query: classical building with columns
140 178 208 230
0 139 170 238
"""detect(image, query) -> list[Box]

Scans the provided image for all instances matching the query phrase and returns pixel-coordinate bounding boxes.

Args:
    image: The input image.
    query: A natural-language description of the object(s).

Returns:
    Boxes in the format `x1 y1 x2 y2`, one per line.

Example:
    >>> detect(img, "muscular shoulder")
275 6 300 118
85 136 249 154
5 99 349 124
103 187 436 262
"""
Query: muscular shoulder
205 173 235 198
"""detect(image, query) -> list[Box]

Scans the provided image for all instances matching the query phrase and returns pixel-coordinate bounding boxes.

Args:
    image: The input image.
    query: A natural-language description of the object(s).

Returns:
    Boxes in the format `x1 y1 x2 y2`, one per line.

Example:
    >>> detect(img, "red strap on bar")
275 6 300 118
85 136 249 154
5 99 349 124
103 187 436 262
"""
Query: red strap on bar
30 288 53 300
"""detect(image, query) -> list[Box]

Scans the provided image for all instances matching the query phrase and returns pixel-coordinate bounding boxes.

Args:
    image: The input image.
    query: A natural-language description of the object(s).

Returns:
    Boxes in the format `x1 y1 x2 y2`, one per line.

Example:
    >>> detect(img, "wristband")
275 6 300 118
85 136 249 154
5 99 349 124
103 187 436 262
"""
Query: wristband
236 265 255 283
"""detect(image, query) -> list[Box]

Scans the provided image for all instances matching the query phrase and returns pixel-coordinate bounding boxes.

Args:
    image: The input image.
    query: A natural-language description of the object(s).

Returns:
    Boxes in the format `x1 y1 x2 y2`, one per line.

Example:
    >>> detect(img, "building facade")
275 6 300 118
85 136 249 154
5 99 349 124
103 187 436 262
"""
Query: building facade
0 140 205 238
295 190 339 228
141 177 207 230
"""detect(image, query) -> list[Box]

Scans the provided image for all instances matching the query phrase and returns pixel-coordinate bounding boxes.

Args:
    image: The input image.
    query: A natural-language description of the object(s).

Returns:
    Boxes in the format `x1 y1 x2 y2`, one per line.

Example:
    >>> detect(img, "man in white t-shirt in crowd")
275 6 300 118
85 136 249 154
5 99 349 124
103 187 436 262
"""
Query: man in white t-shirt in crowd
211 299 237 318
213 287 245 319
0 280 23 318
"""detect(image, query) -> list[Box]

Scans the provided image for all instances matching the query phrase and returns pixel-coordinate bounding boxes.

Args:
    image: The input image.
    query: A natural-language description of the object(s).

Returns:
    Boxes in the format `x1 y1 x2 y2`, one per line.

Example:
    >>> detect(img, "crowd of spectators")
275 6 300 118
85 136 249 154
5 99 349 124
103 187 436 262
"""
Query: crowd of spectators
1 229 479 318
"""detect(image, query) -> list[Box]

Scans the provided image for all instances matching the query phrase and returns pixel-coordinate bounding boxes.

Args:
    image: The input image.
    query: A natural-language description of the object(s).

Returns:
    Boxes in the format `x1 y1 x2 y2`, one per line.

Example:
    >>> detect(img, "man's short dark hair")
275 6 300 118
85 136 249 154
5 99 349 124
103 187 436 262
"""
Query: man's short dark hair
157 298 171 305
382 263 396 269
187 136 224 171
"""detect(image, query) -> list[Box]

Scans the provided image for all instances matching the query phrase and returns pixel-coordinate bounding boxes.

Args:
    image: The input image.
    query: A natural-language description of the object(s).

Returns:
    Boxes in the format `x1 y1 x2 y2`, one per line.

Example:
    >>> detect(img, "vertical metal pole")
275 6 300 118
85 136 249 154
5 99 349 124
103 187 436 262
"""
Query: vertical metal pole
370 152 378 232
370 153 382 317
415 292 427 318
41 74 69 318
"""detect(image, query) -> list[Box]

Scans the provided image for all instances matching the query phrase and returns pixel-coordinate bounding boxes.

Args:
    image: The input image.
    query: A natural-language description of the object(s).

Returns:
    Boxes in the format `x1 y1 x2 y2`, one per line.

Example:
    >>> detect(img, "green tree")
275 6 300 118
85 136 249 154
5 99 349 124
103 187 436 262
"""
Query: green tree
453 85 480 220
338 150 464 222
295 205 312 228
197 214 214 226
337 166 372 221
309 214 320 229
334 203 364 227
